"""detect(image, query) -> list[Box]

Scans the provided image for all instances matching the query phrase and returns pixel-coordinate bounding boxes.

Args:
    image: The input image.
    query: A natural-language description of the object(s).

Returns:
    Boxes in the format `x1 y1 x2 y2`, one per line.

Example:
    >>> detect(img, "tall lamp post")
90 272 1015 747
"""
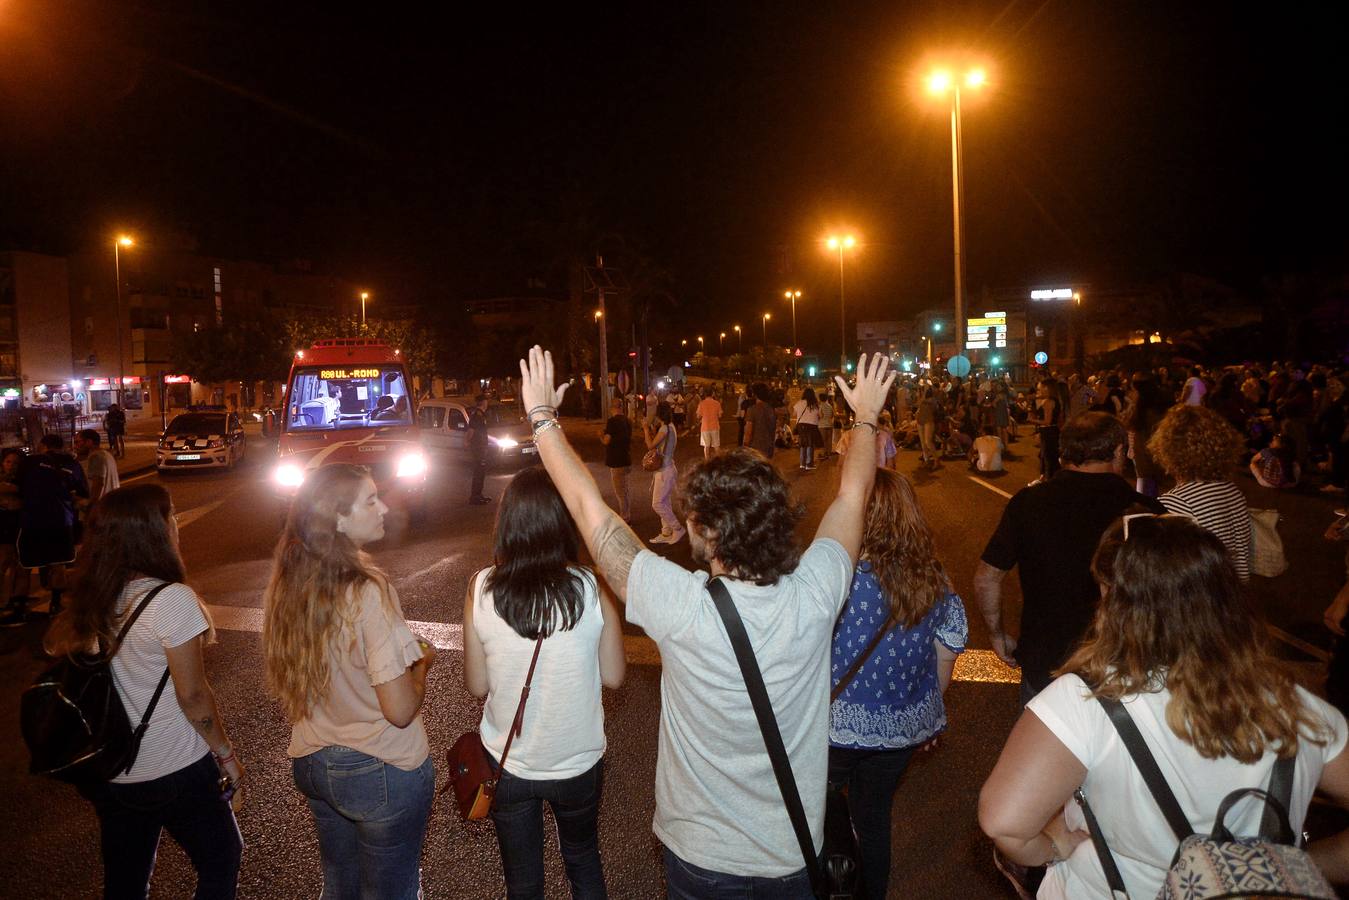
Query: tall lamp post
784 290 801 380
926 66 987 363
825 235 855 373
733 324 741 352
719 331 726 354
113 235 135 408
360 291 370 327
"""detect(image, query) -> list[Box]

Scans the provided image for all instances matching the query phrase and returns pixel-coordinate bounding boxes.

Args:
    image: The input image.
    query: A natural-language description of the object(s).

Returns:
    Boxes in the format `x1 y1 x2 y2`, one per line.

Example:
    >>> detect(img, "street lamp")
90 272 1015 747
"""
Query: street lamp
733 324 741 352
783 290 802 380
761 313 772 376
719 331 726 354
825 236 856 372
360 291 371 327
697 335 704 352
926 64 988 364
113 235 135 408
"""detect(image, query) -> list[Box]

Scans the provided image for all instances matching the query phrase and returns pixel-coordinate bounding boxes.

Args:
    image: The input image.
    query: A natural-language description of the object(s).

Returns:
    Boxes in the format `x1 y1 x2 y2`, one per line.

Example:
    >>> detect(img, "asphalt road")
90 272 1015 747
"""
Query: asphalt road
1 417 1344 898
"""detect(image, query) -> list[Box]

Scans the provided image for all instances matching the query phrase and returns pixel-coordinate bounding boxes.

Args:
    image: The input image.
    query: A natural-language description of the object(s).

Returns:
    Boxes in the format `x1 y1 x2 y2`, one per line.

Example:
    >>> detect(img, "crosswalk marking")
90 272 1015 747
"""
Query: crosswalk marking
967 475 1014 499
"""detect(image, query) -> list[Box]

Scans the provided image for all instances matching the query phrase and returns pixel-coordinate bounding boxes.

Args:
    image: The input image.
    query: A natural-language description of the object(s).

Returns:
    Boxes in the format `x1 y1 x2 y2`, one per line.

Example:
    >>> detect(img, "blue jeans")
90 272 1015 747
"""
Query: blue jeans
292 747 434 900
490 758 607 899
79 751 243 900
663 847 814 899
827 744 919 900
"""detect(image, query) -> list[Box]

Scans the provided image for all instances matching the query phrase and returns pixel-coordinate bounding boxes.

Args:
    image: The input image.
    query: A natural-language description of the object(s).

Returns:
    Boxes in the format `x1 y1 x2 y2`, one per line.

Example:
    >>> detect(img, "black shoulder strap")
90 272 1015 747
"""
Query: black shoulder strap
830 613 895 703
1098 696 1193 841
1074 787 1130 899
114 582 175 738
1261 754 1296 843
706 578 823 892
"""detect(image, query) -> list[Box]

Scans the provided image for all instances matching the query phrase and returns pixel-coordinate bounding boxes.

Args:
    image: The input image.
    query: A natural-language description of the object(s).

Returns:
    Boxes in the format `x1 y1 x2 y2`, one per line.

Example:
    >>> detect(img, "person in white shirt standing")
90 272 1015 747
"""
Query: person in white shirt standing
74 428 120 505
1181 365 1208 406
517 345 895 896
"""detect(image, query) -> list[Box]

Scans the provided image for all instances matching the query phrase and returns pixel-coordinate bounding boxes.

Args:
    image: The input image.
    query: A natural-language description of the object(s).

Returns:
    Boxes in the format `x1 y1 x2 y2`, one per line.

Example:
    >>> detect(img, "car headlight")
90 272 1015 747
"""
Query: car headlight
207 439 225 449
274 462 306 488
489 435 518 449
396 452 429 479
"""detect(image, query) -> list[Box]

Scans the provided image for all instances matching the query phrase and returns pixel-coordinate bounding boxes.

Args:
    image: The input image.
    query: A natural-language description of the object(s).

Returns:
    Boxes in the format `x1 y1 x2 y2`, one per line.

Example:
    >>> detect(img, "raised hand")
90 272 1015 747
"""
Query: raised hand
519 346 569 418
834 352 896 424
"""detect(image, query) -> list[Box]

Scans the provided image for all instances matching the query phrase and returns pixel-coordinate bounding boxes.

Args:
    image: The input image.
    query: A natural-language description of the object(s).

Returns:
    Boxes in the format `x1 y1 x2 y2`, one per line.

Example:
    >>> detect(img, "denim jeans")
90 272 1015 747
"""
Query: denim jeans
490 758 607 899
827 745 919 900
292 747 434 900
663 847 814 899
79 751 243 900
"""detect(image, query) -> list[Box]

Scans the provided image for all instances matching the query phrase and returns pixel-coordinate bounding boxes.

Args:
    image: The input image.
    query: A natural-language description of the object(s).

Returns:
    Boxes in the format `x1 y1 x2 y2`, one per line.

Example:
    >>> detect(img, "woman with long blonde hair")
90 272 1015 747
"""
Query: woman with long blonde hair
980 514 1349 898
828 469 967 899
263 464 436 900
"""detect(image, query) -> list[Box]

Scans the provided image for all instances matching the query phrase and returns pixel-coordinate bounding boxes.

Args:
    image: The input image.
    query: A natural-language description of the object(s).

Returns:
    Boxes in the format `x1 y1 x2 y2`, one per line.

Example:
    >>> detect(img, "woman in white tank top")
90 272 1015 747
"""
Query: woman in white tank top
464 466 626 900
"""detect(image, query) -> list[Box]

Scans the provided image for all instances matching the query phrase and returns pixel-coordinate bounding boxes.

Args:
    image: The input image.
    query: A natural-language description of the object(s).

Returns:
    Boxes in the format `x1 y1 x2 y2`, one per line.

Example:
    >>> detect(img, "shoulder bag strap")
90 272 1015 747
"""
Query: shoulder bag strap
1261 754 1296 843
495 637 544 776
1097 697 1193 841
1073 787 1130 899
706 577 824 893
830 612 895 703
113 582 175 734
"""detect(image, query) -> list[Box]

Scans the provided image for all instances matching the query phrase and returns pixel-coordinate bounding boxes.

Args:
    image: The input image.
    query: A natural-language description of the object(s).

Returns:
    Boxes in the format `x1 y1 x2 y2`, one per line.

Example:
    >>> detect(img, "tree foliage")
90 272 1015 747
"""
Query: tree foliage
168 320 289 385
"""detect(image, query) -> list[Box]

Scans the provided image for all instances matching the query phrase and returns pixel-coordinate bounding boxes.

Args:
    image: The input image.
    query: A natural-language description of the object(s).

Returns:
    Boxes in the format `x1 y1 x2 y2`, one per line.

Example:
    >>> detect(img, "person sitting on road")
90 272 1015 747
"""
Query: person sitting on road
262 464 437 900
462 466 626 898
517 345 895 896
970 424 1005 474
980 514 1349 899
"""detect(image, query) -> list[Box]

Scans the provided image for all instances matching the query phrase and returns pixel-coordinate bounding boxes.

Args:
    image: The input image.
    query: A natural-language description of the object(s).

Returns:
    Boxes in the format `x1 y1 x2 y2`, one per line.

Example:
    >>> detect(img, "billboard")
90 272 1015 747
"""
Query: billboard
965 311 1007 350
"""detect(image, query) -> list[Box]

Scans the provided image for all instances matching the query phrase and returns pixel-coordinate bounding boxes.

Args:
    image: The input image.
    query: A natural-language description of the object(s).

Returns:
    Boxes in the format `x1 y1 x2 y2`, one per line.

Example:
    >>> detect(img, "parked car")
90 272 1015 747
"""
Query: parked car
418 399 537 466
157 410 246 472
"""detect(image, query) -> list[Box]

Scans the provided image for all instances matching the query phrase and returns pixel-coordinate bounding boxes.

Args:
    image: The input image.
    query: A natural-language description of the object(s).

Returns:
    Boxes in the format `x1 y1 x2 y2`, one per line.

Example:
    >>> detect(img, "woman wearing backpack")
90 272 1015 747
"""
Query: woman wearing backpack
463 466 626 899
829 469 966 899
979 514 1349 899
263 464 436 899
45 484 244 899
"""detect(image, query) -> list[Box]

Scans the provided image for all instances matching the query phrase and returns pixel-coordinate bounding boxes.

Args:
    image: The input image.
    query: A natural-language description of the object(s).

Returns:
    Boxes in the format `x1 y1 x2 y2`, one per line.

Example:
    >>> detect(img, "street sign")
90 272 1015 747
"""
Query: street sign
794 348 802 357
1034 351 1049 365
947 355 971 378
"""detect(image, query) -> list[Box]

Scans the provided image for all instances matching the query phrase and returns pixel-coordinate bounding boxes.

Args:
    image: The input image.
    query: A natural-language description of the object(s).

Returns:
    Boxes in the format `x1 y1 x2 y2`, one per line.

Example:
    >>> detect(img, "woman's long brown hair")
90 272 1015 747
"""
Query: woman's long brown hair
45 484 198 658
860 469 949 627
1062 514 1330 762
262 465 392 723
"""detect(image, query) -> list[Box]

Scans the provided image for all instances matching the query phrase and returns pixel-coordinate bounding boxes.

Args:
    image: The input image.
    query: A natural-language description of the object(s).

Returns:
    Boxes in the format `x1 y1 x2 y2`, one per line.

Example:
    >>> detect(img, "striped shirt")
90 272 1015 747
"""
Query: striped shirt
1159 480 1252 580
109 579 211 783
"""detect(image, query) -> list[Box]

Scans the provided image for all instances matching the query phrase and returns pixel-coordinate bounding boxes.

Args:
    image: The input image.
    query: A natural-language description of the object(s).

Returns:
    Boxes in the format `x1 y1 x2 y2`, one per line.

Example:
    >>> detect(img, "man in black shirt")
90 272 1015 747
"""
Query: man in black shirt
1 433 88 625
601 398 633 520
974 412 1164 702
467 394 491 505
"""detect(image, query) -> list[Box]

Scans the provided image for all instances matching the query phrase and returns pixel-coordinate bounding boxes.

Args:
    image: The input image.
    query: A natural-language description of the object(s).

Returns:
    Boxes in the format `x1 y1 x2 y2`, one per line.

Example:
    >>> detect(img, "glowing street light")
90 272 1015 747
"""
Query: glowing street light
113 234 136 407
825 235 857 372
360 291 371 326
719 331 726 353
926 62 989 364
733 324 742 352
783 290 803 380
697 335 704 351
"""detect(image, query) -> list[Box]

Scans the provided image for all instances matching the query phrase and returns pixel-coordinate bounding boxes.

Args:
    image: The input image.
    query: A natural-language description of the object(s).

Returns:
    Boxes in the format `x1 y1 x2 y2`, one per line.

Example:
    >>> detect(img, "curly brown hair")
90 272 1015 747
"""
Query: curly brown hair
679 448 804 585
1147 404 1244 482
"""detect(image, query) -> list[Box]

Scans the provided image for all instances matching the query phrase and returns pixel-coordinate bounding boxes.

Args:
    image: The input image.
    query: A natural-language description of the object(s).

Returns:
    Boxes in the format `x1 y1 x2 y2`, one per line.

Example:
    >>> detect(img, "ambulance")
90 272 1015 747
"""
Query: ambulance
273 339 429 516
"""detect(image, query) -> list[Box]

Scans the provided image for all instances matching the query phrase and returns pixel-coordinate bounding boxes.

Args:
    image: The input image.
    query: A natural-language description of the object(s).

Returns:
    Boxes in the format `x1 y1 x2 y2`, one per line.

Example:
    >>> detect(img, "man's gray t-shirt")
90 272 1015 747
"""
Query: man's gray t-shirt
626 538 853 877
85 448 119 500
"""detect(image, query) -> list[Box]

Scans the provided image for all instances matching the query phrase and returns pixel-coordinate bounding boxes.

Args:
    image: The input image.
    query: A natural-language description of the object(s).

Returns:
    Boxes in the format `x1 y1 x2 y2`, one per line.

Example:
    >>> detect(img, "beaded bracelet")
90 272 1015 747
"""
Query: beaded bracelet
533 418 562 438
527 405 557 419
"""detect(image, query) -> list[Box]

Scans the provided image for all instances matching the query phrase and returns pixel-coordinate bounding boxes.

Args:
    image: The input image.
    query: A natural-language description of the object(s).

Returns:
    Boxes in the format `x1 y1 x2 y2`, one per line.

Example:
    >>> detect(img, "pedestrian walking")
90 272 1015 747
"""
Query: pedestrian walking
517 345 895 896
469 393 492 505
45 484 244 899
736 388 752 447
105 404 127 459
263 464 437 900
74 428 120 505
1030 378 1064 484
829 469 966 900
695 386 722 461
916 388 941 469
818 393 835 460
462 466 626 899
792 388 822 470
643 403 682 544
601 398 632 521
2 433 87 625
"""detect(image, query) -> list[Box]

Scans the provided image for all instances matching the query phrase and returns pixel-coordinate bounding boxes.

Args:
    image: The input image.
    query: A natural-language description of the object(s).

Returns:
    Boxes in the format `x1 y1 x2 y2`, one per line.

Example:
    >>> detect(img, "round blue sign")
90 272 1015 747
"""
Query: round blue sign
946 355 971 378
1034 351 1049 365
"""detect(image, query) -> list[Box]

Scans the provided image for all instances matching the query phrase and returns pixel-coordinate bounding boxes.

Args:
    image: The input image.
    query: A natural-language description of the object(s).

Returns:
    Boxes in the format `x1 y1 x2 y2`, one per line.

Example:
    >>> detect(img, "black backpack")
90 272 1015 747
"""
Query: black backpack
21 582 172 784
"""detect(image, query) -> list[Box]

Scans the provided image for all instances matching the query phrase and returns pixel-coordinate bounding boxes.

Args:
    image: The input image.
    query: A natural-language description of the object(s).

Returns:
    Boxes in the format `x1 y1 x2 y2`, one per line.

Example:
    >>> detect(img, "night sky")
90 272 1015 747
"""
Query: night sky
2 1 1345 343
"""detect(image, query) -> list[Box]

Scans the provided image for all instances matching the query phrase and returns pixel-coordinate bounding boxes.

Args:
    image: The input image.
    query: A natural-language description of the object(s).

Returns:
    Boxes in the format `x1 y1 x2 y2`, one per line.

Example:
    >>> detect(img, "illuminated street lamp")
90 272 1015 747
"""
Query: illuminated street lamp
926 64 988 362
761 313 772 376
719 331 726 354
697 335 704 352
733 324 741 352
360 291 371 327
825 235 856 372
113 235 135 407
784 290 802 380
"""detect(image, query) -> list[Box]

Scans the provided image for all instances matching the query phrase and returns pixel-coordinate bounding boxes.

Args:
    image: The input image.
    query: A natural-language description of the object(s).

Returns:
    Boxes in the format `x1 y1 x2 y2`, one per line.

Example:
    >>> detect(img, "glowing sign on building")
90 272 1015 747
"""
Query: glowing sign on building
1030 288 1074 301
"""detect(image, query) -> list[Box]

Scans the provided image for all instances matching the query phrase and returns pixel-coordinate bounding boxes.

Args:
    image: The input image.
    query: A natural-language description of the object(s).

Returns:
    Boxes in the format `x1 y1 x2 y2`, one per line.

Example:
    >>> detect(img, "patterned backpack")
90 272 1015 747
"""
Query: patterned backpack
1076 697 1335 900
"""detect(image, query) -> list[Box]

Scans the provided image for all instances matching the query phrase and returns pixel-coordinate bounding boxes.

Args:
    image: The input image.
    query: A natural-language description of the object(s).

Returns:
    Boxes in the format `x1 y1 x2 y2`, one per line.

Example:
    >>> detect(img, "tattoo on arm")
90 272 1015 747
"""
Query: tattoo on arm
591 514 642 603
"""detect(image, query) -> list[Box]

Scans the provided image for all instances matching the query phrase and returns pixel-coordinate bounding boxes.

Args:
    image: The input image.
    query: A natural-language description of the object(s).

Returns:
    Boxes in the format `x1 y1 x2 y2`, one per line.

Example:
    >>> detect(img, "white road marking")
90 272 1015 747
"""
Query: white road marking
405 554 463 585
176 498 227 529
967 476 1014 499
122 470 158 483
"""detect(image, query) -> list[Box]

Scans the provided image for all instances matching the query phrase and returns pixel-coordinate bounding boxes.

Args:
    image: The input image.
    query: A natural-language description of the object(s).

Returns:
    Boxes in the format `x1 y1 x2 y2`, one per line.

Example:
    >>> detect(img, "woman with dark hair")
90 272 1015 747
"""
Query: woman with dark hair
463 465 626 899
829 470 966 899
1030 378 1064 484
45 484 243 899
643 401 682 544
1125 372 1173 497
263 464 436 899
980 514 1349 899
792 387 822 470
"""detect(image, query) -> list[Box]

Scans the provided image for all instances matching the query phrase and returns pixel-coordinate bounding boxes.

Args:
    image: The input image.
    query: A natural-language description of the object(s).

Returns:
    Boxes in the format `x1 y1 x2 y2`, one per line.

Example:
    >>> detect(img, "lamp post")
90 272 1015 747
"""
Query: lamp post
697 335 704 353
825 236 855 373
719 331 726 354
360 291 370 327
733 324 741 352
113 235 135 408
761 313 771 377
784 290 801 381
927 66 987 364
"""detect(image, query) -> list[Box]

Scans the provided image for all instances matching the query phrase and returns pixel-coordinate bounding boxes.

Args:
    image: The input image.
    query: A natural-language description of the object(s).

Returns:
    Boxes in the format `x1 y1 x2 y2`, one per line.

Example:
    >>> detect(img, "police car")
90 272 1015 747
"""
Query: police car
157 409 247 472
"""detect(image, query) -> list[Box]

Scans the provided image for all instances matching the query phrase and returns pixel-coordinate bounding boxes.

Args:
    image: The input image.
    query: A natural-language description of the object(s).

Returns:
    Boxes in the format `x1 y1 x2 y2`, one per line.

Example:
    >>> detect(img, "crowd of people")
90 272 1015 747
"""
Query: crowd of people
26 346 1349 899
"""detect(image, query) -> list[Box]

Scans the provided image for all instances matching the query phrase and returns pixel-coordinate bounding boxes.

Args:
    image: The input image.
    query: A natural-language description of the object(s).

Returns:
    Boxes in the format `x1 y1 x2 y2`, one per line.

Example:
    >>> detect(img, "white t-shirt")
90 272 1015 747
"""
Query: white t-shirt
1029 674 1348 900
792 399 820 427
85 448 120 499
973 434 1004 472
1183 376 1207 406
474 567 606 781
626 538 853 877
109 579 211 783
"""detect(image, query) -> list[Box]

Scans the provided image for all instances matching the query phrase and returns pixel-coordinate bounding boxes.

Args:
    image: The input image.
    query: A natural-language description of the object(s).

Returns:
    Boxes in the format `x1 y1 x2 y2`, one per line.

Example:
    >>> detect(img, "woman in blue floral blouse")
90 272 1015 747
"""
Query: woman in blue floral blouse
829 468 967 899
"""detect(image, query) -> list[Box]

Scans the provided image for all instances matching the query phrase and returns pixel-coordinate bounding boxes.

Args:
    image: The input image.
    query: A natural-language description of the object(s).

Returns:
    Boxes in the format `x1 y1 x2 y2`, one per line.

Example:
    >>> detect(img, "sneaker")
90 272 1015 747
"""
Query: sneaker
0 602 26 628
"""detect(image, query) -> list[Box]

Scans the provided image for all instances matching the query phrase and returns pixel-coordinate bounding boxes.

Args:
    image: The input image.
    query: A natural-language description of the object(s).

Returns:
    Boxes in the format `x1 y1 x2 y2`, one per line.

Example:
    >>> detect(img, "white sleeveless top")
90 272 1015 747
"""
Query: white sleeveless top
473 567 607 780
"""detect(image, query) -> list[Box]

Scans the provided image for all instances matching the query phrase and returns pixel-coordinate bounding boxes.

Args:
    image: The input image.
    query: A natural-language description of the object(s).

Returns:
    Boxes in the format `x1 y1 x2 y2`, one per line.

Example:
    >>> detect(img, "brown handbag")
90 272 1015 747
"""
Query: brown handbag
441 636 544 820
